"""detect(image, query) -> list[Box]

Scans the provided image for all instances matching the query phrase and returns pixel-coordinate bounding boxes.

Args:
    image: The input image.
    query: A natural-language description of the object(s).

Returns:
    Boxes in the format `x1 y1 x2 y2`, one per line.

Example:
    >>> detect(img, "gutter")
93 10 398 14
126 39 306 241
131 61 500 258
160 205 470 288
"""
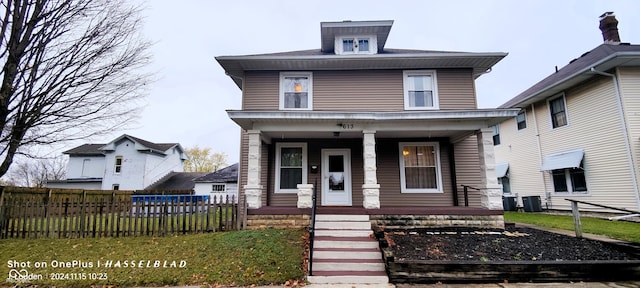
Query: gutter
590 67 640 211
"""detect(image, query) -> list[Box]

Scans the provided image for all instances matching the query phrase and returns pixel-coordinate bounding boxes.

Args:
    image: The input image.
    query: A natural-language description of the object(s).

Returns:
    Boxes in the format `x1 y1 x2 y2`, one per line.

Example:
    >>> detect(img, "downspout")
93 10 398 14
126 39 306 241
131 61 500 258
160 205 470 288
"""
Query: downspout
448 142 458 206
590 67 640 210
531 104 550 208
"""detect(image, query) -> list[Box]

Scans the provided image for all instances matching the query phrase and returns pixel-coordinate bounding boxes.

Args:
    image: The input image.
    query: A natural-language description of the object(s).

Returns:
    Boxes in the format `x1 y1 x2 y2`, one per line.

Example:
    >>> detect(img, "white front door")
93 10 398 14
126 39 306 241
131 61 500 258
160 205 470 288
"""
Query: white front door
321 149 352 206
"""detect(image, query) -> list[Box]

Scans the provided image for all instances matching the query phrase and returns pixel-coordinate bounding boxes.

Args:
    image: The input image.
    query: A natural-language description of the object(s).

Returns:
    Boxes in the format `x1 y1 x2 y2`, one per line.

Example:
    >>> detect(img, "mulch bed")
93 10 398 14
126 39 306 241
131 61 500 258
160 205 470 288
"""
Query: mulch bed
384 226 640 262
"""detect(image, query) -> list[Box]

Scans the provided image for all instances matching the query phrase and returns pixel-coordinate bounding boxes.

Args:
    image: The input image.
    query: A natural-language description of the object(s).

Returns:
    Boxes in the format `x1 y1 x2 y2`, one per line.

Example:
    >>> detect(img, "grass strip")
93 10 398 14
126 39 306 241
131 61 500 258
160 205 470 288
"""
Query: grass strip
0 229 306 287
504 211 640 243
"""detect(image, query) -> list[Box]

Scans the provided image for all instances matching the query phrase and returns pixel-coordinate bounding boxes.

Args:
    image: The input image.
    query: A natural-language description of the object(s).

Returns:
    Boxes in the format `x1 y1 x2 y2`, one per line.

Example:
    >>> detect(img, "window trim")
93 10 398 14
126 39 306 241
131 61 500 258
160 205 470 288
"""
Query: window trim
112 184 120 191
516 111 527 130
403 70 439 110
548 94 568 129
114 156 123 174
275 142 308 194
279 72 313 110
398 142 444 193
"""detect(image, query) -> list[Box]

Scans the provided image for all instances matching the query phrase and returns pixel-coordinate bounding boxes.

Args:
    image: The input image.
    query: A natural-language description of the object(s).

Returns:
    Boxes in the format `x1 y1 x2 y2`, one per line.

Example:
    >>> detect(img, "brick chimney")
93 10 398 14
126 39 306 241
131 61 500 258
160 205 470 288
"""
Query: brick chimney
599 12 620 45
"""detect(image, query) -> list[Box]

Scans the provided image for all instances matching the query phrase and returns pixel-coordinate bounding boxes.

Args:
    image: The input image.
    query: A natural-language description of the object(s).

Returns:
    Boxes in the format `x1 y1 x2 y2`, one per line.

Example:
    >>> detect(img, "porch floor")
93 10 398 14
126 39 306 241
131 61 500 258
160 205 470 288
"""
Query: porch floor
247 206 503 216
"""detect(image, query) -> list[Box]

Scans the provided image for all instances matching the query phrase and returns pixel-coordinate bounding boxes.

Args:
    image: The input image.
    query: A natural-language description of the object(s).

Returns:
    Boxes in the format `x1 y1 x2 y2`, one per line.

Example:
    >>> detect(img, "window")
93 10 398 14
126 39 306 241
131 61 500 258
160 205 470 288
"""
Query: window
114 156 123 174
552 164 587 194
491 125 500 145
399 142 443 193
516 111 527 130
498 176 511 194
81 159 91 177
211 184 226 193
280 72 312 110
338 37 373 54
549 95 568 128
275 143 308 193
403 70 438 110
112 184 120 190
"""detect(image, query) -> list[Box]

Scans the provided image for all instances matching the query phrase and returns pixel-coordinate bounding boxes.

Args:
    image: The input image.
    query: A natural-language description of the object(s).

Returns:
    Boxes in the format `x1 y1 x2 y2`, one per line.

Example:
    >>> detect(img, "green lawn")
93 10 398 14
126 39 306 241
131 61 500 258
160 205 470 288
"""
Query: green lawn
0 229 306 287
504 211 640 243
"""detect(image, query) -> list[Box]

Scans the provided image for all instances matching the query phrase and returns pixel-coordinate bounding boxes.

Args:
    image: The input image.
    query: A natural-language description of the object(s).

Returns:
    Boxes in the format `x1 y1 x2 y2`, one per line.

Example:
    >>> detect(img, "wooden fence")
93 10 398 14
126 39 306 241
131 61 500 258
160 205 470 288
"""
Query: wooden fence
0 187 240 239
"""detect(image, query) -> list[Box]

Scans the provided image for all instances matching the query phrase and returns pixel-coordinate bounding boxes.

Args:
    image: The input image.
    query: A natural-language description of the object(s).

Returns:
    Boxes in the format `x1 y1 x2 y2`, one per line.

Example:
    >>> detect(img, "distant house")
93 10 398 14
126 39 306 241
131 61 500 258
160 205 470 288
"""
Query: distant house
494 13 640 212
46 134 187 191
194 163 239 203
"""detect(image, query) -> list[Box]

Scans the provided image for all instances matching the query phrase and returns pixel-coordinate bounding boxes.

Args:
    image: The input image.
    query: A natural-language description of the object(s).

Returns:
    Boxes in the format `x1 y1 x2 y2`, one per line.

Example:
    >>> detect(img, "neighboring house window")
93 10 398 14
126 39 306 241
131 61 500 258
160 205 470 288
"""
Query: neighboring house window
491 125 500 145
275 143 308 193
114 156 123 174
399 142 443 193
112 184 120 190
551 165 587 194
81 159 91 177
403 70 438 110
211 184 226 192
549 95 568 128
280 72 312 110
516 111 527 130
498 176 511 194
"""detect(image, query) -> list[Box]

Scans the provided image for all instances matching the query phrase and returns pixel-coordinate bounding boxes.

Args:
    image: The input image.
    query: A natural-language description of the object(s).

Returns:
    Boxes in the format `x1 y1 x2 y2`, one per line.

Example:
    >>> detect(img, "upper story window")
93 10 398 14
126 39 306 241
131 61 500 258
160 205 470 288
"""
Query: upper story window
548 95 568 128
516 111 527 130
335 36 376 55
114 156 123 174
403 70 438 110
280 72 312 110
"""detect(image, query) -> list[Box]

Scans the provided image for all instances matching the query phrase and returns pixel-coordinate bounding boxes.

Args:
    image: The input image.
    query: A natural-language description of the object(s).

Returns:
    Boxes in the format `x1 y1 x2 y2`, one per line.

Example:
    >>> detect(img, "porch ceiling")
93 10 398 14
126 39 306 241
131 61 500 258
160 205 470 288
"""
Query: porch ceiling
227 109 519 141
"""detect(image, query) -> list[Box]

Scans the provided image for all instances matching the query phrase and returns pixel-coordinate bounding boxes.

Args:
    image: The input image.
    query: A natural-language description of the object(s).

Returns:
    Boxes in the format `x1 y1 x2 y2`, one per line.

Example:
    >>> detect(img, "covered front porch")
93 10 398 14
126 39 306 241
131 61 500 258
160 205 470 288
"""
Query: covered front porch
231 109 518 218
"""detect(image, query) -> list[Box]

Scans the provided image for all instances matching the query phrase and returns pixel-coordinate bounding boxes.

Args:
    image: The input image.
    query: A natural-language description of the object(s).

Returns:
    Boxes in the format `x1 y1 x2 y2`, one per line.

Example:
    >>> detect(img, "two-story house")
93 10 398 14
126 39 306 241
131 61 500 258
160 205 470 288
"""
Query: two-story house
494 12 640 213
46 134 187 191
217 20 519 223
217 19 520 285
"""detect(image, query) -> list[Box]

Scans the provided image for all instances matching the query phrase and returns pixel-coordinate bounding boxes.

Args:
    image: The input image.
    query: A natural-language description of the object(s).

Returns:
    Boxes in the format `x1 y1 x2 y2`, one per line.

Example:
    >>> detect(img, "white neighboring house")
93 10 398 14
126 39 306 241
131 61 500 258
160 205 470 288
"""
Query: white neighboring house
46 134 187 190
193 163 239 203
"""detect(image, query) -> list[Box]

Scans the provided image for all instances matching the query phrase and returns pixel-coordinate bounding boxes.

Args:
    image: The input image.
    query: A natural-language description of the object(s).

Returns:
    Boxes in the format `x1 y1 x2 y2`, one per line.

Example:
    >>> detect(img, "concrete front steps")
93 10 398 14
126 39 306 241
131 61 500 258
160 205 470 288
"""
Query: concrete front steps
307 214 389 284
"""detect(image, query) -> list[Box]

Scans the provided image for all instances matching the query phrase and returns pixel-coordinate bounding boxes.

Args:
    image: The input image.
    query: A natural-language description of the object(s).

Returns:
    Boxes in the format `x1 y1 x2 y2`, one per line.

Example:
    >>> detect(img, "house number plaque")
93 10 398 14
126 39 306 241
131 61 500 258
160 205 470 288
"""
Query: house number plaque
340 123 355 130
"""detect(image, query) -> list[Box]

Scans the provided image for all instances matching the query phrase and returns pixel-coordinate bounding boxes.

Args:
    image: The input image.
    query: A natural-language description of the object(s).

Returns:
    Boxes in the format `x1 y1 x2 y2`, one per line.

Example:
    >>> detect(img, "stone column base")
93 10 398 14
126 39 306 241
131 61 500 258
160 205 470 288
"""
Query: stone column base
296 184 314 208
481 185 503 210
363 183 381 209
244 185 263 209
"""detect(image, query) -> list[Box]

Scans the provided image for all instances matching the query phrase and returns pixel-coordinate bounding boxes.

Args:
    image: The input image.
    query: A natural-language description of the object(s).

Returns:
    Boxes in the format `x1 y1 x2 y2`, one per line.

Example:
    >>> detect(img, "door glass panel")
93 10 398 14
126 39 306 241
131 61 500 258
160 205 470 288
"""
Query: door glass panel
328 155 344 191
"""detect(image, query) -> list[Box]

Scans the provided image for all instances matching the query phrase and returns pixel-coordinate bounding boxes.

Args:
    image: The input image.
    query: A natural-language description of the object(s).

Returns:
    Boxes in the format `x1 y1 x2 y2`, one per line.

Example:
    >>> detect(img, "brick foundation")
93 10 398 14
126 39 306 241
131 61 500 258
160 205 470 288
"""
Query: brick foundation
246 214 310 229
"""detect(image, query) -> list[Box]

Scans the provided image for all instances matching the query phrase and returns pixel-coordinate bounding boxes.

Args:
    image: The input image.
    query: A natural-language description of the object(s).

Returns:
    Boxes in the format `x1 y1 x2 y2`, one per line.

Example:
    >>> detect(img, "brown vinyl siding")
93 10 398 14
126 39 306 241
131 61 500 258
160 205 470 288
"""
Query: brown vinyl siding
376 138 455 207
313 70 403 111
242 69 477 111
437 69 477 109
452 135 482 207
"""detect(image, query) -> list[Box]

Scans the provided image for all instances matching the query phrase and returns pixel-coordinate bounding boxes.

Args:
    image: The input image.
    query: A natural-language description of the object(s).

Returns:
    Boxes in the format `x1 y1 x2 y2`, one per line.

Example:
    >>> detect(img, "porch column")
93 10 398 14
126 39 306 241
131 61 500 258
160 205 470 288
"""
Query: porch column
476 128 503 210
245 130 263 209
362 130 380 209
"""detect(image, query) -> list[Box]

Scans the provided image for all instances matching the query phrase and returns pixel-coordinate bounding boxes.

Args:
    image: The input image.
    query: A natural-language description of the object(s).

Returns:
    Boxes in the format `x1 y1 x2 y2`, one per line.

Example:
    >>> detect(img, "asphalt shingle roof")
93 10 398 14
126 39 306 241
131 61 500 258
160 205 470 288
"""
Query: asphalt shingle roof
62 135 179 155
499 43 640 108
145 172 208 191
194 163 239 183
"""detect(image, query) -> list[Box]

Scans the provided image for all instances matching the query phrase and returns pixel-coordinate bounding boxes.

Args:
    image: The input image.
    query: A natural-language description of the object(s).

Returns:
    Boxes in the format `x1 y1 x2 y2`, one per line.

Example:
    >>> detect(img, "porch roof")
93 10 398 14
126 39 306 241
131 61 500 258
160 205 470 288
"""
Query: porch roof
227 109 520 141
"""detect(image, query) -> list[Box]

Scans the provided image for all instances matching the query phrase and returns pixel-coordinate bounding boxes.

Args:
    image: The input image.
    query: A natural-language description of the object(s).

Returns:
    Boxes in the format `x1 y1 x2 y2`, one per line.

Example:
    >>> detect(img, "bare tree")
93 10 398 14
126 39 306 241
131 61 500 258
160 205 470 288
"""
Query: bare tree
0 0 152 178
184 146 228 172
7 156 66 187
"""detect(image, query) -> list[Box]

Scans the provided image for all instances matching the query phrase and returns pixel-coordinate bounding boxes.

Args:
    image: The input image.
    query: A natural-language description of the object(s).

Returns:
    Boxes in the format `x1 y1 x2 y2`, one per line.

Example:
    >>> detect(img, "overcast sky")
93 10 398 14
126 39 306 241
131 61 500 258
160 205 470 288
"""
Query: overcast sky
52 0 640 165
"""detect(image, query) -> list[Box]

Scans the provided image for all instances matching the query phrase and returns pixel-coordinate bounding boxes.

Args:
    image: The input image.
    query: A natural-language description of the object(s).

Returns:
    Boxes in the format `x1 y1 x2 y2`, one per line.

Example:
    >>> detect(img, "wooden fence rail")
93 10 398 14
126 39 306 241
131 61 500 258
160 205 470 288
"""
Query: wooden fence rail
0 188 239 239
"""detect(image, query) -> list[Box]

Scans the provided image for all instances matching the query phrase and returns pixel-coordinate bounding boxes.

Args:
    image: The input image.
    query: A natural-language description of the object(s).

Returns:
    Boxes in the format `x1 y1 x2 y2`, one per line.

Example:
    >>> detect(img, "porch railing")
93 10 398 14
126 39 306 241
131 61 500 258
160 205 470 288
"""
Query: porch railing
460 184 478 207
308 178 318 276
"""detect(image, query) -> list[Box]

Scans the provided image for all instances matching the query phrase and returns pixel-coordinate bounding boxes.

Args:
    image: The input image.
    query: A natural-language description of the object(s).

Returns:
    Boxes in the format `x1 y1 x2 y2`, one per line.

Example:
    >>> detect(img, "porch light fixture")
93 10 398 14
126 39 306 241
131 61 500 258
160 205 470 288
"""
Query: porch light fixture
402 149 409 156
294 82 303 93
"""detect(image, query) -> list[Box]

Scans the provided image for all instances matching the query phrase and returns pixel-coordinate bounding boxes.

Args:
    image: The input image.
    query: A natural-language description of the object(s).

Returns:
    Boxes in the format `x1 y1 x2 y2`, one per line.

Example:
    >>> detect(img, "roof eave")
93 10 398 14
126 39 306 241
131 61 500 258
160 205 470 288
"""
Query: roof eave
501 51 640 108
